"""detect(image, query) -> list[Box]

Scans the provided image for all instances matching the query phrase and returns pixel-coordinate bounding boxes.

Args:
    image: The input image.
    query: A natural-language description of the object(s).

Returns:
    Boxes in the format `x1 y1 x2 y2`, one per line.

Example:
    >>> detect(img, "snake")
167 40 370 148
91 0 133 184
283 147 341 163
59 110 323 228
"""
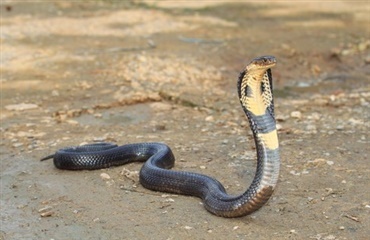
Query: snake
41 56 280 218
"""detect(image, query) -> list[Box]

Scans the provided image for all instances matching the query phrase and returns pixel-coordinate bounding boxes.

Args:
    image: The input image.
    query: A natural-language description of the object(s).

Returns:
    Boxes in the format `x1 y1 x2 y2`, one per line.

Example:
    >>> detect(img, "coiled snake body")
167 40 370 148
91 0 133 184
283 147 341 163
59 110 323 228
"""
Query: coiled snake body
42 56 280 218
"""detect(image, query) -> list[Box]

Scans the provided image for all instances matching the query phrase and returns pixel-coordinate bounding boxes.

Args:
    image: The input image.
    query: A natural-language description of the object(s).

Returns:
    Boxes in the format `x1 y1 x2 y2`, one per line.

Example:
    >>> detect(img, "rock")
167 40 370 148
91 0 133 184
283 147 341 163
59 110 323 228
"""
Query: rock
326 161 334 166
205 116 214 122
51 90 59 97
5 103 38 111
290 111 302 119
100 173 111 180
364 54 370 64
38 206 54 217
149 102 172 112
40 211 54 217
12 142 24 148
120 168 139 182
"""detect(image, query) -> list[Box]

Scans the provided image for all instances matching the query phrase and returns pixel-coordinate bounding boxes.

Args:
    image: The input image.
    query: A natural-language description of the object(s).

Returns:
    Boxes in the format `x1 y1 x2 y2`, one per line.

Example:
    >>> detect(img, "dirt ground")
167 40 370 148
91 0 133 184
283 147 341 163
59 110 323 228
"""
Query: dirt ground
1 1 369 240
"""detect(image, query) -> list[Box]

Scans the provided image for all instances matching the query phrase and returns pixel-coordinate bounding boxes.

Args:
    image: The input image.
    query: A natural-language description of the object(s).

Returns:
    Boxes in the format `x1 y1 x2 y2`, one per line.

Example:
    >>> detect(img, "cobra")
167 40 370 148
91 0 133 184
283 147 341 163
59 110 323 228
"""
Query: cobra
41 56 280 218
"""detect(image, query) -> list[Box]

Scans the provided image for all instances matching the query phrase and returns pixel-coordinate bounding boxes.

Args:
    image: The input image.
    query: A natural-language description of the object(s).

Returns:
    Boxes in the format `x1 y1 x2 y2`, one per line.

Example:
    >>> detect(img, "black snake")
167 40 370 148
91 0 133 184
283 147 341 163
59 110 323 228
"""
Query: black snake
41 56 280 218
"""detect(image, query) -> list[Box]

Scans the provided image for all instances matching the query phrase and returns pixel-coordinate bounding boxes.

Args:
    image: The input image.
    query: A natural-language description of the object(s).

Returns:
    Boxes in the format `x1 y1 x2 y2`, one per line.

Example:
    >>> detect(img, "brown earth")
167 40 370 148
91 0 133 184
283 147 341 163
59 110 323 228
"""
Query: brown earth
1 1 369 240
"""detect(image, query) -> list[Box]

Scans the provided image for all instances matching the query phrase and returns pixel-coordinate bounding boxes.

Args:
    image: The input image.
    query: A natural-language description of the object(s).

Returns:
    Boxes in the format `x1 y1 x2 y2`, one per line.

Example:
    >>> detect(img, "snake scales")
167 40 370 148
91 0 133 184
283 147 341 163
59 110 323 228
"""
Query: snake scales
41 56 280 218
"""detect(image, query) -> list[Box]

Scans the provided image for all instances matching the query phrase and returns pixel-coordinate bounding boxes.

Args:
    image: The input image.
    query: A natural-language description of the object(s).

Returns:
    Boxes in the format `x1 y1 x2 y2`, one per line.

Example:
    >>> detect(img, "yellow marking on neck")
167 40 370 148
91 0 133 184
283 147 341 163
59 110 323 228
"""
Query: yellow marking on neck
240 74 267 116
258 130 279 150
261 73 273 108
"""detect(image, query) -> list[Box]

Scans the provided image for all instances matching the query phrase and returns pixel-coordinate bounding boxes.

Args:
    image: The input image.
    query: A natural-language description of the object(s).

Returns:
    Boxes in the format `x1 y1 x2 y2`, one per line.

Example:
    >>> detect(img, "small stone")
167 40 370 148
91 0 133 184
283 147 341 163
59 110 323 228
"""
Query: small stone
336 125 344 130
290 229 297 234
306 158 326 167
364 54 370 64
51 90 59 97
12 143 24 148
5 103 38 111
306 124 316 131
149 102 172 112
184 226 193 230
339 226 345 230
100 173 111 180
324 235 336 240
120 168 139 182
200 165 206 169
66 119 79 125
137 55 147 62
326 161 334 166
289 170 300 176
40 211 54 217
38 206 53 213
39 206 54 217
205 116 214 122
358 41 369 51
290 111 302 119
233 226 239 230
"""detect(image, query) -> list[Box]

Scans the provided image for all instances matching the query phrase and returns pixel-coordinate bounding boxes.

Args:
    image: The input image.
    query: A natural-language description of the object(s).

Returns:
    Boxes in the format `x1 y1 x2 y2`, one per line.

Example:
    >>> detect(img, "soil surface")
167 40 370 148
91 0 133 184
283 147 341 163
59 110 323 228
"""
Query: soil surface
1 1 369 240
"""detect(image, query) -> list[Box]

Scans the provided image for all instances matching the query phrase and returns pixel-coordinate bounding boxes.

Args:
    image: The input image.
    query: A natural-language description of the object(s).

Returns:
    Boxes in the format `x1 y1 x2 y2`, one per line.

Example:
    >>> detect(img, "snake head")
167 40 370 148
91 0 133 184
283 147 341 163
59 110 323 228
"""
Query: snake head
246 56 276 73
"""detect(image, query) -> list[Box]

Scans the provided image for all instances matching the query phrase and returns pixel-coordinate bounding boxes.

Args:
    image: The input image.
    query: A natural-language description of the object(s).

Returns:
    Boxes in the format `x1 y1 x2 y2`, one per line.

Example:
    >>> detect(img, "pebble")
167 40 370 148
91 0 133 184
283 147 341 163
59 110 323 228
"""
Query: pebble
305 158 327 167
66 119 79 125
38 206 54 217
51 90 59 97
205 116 214 122
120 168 139 182
12 142 24 148
365 54 370 64
149 102 172 112
184 226 193 230
326 161 334 166
305 124 316 131
38 206 53 213
40 211 54 217
290 111 302 119
100 173 111 180
94 113 102 118
289 170 300 176
5 103 38 111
